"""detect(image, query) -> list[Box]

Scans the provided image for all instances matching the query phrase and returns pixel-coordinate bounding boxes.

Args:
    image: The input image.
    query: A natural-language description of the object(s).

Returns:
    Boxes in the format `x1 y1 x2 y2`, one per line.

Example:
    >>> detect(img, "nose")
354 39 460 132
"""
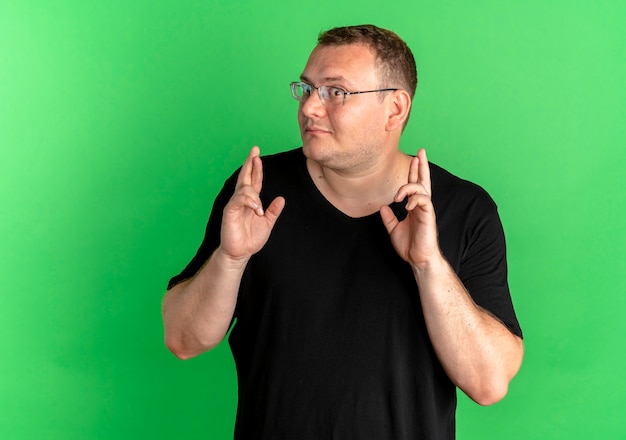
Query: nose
300 87 326 118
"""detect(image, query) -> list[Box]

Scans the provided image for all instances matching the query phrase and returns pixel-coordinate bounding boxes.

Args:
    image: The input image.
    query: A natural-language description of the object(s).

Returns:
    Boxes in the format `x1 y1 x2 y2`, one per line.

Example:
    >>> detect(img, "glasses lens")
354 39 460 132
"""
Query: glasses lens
325 86 346 105
290 82 307 102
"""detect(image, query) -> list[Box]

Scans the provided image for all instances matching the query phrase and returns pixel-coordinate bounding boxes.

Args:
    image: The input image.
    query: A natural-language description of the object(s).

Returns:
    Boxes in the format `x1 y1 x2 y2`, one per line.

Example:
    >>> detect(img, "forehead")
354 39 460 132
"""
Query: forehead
301 43 380 87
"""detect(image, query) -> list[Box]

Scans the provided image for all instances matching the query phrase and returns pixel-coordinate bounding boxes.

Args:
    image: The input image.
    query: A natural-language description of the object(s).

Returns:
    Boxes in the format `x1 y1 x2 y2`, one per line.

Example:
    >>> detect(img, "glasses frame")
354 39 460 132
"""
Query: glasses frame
290 81 398 106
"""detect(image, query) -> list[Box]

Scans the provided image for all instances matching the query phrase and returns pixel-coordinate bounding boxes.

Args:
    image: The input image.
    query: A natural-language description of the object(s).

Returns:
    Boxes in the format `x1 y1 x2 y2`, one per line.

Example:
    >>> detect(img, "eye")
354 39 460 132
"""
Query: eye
301 83 313 96
327 87 346 99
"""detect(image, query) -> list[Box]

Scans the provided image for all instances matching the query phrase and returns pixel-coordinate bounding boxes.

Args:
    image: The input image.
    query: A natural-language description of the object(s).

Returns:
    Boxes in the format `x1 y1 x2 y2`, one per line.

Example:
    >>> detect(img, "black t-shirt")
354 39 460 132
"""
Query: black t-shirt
169 148 522 440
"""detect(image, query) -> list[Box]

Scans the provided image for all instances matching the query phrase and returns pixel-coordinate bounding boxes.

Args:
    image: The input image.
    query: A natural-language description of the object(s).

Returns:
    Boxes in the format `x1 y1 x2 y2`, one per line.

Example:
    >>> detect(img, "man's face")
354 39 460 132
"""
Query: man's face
298 43 391 172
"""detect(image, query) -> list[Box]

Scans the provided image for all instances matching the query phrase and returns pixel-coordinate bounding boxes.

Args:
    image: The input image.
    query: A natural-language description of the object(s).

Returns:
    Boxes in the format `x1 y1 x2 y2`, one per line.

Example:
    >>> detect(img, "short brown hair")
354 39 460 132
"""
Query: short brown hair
317 24 418 98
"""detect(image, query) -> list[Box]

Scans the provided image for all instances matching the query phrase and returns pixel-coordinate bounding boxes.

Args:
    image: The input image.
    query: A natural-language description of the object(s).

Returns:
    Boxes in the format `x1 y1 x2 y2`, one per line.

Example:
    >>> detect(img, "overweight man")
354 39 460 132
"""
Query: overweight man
162 24 523 440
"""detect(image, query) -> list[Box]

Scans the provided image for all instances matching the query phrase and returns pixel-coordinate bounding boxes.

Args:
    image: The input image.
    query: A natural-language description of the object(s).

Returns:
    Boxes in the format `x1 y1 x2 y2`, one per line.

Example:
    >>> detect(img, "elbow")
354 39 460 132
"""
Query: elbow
471 337 525 406
162 294 217 360
466 354 524 406
165 332 194 361
164 328 221 360
161 289 230 360
457 374 510 406
164 336 196 360
469 379 510 406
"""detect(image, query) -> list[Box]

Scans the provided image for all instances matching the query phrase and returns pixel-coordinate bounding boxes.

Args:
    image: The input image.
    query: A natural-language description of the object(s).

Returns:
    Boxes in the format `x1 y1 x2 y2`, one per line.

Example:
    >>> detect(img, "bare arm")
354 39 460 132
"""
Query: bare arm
409 254 523 405
380 149 523 405
162 146 285 359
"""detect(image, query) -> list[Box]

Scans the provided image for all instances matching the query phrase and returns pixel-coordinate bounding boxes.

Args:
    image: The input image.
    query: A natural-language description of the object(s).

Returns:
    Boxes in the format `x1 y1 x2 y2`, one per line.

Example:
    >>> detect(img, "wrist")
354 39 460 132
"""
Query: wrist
411 251 448 281
212 247 250 272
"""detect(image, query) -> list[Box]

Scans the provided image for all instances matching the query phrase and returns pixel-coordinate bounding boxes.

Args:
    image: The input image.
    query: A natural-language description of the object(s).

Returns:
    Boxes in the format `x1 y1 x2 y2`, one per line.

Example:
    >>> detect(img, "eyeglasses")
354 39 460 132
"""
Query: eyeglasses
290 81 397 106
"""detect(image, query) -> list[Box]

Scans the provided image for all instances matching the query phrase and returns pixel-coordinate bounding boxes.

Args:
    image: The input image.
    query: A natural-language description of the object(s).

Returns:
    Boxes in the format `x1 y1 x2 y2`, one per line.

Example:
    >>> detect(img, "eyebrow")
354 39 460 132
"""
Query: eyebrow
300 74 353 87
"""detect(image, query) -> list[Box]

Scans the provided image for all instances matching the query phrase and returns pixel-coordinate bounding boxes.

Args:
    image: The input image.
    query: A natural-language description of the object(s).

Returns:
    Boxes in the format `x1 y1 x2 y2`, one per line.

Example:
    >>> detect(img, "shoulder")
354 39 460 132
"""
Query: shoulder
429 163 509 282
429 162 499 214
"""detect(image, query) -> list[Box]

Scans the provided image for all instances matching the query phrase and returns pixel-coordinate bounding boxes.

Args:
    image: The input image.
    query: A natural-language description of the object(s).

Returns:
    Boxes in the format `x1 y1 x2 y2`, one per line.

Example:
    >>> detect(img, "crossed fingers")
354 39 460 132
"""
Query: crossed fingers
394 148 432 211
234 146 265 216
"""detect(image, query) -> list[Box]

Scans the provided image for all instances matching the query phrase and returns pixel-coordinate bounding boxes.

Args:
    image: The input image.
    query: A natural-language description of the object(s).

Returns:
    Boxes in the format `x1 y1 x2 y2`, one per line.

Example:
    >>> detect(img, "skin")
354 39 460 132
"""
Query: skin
162 42 523 406
298 44 414 216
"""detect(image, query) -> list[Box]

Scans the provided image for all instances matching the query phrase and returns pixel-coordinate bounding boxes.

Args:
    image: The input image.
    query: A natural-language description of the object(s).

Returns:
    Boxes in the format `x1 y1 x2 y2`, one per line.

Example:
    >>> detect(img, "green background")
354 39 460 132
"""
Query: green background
1 0 624 438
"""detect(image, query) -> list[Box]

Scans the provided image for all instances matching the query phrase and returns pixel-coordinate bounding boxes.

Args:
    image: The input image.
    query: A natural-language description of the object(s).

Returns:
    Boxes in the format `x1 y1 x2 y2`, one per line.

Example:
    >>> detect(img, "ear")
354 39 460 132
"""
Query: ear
385 90 412 132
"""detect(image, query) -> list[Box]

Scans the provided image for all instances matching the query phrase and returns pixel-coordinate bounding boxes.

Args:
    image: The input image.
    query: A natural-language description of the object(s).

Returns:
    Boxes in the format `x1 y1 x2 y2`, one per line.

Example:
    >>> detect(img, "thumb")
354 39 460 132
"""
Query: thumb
264 196 286 224
379 205 399 235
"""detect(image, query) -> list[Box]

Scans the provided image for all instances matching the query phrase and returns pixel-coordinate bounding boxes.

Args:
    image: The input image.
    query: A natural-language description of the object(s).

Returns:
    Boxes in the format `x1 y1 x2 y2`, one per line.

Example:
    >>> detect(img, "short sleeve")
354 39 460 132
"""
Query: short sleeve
457 197 522 338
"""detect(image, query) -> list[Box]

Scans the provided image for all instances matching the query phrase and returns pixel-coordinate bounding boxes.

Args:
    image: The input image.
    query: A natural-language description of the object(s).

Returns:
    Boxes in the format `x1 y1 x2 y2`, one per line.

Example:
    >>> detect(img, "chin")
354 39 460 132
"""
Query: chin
302 143 353 171
301 141 330 162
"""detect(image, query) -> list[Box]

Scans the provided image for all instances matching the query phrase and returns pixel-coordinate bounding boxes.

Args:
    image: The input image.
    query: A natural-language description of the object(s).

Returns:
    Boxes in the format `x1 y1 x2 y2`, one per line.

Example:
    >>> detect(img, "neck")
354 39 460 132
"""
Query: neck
306 150 412 218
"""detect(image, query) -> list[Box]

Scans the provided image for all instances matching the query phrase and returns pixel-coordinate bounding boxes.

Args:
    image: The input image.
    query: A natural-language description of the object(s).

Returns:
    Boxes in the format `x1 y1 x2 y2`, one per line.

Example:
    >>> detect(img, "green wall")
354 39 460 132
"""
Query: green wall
1 1 624 438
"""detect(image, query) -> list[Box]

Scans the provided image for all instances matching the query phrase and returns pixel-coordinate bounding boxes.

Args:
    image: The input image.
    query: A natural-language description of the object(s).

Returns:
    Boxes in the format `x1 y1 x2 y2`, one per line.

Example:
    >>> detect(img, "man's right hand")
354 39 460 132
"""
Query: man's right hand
219 146 285 263
163 146 285 359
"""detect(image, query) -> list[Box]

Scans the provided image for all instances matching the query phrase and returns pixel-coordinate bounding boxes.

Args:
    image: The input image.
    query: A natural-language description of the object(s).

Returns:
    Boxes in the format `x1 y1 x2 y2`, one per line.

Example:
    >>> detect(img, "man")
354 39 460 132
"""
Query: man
162 24 523 439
